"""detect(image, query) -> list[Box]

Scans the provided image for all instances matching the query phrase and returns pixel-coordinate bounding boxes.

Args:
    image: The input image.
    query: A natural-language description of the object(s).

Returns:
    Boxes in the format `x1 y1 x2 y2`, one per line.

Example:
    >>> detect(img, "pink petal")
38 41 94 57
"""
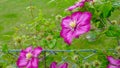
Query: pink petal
71 11 82 22
85 0 93 2
17 57 28 67
58 62 68 68
50 62 57 68
25 46 33 52
77 12 92 26
64 30 74 45
107 56 120 66
60 28 71 38
67 5 77 11
61 16 71 28
19 50 27 58
76 1 85 7
107 64 120 68
67 1 85 11
32 46 43 57
26 60 32 68
60 28 74 45
74 24 91 38
31 58 39 68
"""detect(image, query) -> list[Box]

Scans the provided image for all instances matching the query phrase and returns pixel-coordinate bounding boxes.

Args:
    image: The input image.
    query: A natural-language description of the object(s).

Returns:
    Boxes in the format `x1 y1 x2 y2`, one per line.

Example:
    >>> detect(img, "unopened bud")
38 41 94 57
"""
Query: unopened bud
111 20 117 25
15 37 22 43
55 15 62 21
83 62 91 68
72 55 79 60
92 60 101 68
46 35 53 41
116 46 120 54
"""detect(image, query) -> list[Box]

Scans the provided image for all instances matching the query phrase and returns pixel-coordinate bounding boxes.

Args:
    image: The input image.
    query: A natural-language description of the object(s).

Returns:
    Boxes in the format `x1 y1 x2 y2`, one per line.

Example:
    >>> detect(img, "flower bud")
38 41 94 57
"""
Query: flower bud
116 46 120 54
83 62 91 68
111 20 117 25
72 55 79 60
92 60 101 68
55 15 62 21
46 35 53 41
15 37 22 43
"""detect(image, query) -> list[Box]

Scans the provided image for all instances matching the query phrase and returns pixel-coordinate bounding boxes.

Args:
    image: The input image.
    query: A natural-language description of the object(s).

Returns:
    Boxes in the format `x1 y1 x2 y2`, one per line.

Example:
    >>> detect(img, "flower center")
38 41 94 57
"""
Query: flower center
69 21 76 28
26 53 32 60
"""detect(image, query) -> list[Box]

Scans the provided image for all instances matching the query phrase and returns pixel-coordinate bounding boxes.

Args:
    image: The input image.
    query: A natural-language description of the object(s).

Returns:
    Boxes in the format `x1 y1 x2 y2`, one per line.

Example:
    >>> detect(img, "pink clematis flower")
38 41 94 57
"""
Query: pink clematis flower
17 46 42 68
50 62 68 68
67 0 93 11
60 11 92 45
107 56 120 68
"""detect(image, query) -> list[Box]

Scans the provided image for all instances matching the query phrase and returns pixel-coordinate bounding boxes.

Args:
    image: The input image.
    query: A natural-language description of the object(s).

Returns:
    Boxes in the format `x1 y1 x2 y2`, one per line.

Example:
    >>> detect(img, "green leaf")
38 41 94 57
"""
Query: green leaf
101 2 113 18
97 51 108 68
2 44 8 53
48 39 56 48
97 1 113 18
36 24 41 31
105 25 120 37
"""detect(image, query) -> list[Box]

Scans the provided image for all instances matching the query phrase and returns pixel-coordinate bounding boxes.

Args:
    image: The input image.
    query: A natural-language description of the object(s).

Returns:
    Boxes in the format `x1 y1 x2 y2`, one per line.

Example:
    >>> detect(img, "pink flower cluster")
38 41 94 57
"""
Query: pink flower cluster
17 46 69 68
60 0 92 45
16 0 93 67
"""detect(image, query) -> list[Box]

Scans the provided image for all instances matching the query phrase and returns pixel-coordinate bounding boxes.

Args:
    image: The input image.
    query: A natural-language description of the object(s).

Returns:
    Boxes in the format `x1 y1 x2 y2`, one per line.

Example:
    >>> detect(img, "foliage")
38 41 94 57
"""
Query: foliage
0 0 120 68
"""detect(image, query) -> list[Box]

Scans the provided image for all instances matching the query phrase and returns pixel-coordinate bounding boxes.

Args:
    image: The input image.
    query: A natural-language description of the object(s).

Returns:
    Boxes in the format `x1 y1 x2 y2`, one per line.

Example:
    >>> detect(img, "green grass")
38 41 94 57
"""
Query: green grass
0 0 120 49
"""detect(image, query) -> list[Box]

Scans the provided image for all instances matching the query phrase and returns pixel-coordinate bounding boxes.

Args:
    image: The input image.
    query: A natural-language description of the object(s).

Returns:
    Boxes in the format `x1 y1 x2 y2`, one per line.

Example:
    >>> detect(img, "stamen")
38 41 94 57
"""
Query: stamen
26 53 32 60
69 21 76 28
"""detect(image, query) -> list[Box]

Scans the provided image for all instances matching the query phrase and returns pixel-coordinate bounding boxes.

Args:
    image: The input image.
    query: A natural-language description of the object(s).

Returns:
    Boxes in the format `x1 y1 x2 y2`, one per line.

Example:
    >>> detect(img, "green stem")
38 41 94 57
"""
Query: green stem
29 0 34 18
117 37 120 46
106 18 112 24
44 41 46 68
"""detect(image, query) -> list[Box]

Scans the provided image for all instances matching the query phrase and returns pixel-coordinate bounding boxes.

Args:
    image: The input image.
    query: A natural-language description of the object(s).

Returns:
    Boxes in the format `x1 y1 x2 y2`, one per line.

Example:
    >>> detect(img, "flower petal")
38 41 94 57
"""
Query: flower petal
64 30 74 45
74 24 91 38
71 11 82 22
26 60 32 68
32 46 43 57
60 28 71 38
60 28 74 45
76 1 85 7
77 12 92 26
25 46 33 52
58 62 68 68
61 16 71 28
107 64 120 68
19 50 27 58
107 56 120 66
17 57 28 67
67 1 85 11
31 58 39 68
67 5 77 11
50 62 57 68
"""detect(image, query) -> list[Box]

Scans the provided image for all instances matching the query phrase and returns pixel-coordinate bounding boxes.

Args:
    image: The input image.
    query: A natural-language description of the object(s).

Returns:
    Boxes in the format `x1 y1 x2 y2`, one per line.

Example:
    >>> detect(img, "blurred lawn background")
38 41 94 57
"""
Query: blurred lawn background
0 0 120 50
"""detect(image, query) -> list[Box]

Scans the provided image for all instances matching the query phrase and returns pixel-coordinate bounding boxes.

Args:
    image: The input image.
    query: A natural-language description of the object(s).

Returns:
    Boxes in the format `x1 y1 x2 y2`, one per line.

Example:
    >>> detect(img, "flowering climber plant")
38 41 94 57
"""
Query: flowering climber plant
17 46 42 68
107 56 120 68
50 62 68 68
67 0 93 11
1 0 120 68
60 11 92 45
